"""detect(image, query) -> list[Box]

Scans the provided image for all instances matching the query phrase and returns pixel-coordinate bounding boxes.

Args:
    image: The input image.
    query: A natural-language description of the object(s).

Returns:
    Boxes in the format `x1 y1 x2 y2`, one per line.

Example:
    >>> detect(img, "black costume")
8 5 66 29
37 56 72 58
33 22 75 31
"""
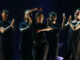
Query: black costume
0 20 13 60
47 23 59 60
32 23 49 60
64 20 80 60
19 21 32 60
0 32 3 60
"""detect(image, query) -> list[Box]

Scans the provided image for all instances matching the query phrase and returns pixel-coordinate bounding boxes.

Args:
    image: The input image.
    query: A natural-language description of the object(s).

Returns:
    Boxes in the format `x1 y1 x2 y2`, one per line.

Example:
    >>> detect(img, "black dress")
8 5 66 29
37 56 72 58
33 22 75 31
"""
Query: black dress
0 20 13 60
64 20 80 60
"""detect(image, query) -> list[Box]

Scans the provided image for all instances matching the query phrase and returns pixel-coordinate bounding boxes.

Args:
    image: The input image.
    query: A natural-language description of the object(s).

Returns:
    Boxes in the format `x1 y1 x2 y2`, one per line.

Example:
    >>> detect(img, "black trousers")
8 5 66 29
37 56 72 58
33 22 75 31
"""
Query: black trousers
20 43 33 60
3 42 13 60
32 40 49 60
47 38 59 60
21 50 32 60
0 37 4 60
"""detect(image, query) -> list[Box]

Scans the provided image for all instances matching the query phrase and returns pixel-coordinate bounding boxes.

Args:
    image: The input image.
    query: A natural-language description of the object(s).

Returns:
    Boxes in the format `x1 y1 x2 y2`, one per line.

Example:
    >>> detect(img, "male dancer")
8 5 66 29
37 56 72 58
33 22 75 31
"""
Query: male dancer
0 10 15 60
47 12 59 60
19 8 40 60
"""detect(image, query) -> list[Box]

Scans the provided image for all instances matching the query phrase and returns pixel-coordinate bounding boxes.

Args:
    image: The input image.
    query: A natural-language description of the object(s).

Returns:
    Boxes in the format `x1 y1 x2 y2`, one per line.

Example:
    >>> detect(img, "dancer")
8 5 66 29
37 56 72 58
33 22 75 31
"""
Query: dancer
62 8 80 60
32 12 49 60
0 10 15 60
19 8 40 60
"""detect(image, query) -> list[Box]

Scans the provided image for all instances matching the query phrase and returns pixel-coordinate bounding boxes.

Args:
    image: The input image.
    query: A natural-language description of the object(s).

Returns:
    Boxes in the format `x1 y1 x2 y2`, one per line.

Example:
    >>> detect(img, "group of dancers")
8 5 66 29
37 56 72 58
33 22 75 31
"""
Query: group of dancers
0 8 80 60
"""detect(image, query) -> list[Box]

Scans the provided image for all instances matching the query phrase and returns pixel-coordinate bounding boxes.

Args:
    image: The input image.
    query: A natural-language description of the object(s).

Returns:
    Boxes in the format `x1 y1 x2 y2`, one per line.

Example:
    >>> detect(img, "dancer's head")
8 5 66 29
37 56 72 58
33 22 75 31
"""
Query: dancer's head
36 12 44 24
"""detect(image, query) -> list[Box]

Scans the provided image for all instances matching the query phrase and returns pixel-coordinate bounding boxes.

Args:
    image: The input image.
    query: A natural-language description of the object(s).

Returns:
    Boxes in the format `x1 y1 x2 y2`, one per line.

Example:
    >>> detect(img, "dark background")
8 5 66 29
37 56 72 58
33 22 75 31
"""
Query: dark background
0 0 80 24
0 0 80 60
